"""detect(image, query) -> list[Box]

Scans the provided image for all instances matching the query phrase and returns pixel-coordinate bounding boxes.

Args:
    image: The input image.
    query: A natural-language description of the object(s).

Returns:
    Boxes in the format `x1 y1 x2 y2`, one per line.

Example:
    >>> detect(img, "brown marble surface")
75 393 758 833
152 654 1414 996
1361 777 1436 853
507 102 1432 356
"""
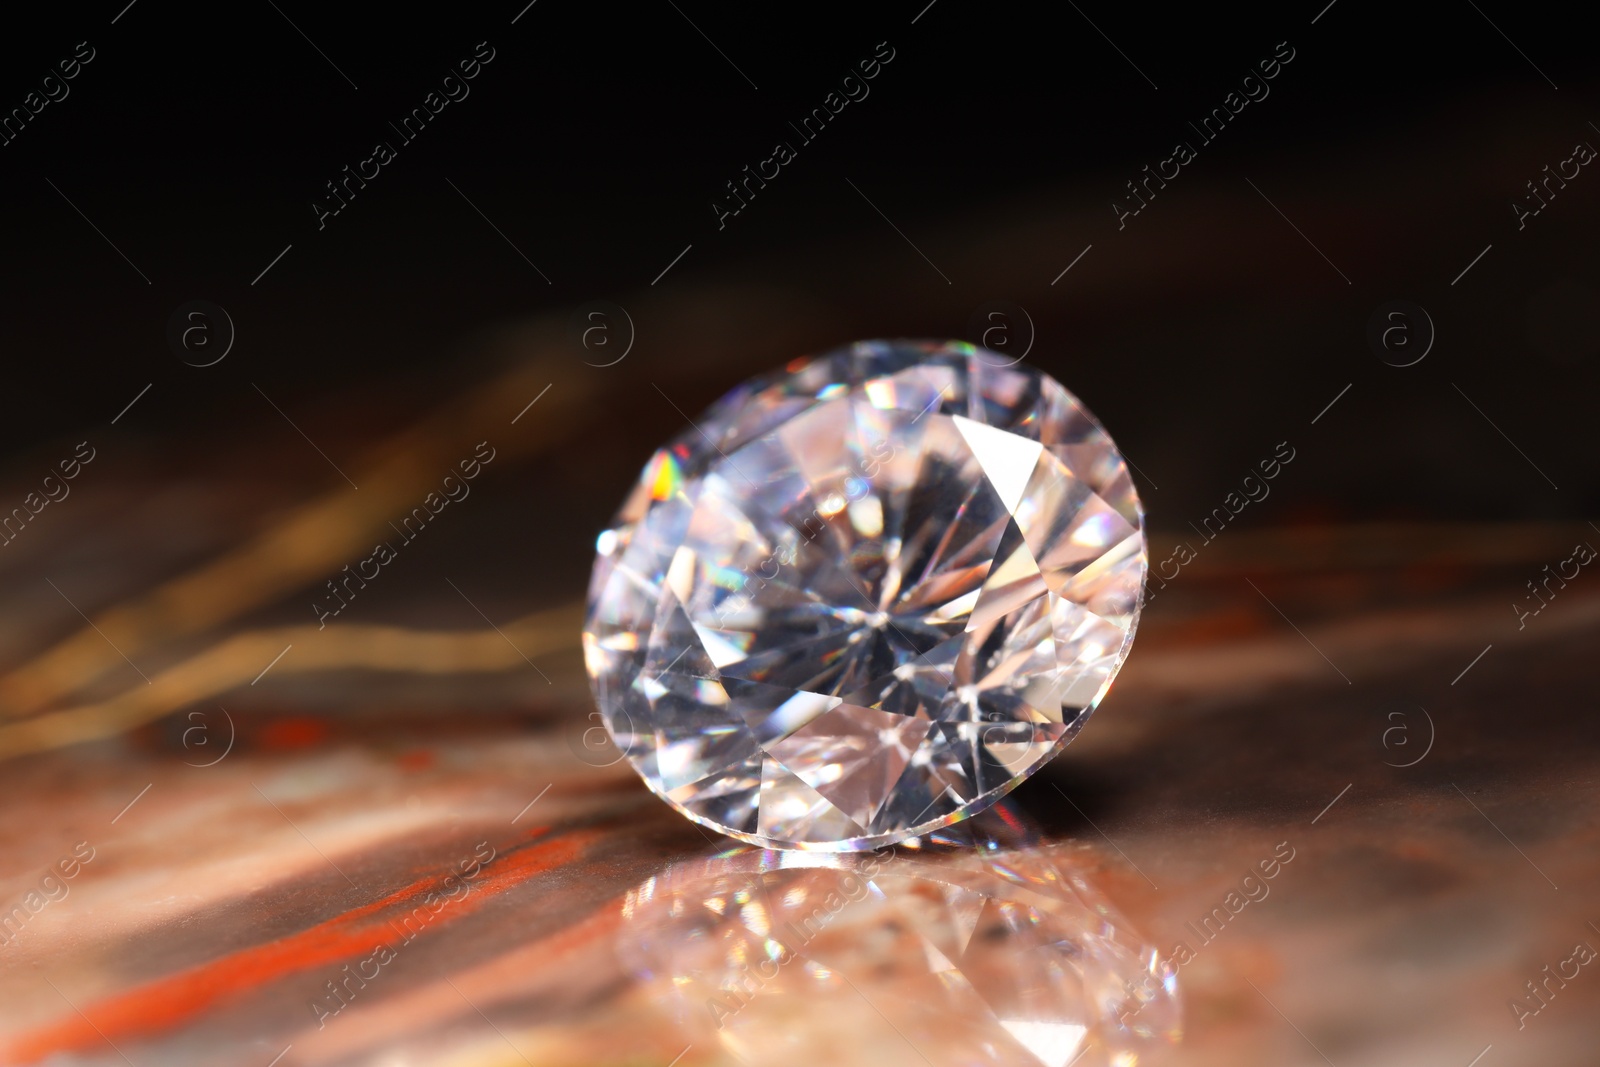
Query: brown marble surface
2 503 1598 1066
1 60 1597 1066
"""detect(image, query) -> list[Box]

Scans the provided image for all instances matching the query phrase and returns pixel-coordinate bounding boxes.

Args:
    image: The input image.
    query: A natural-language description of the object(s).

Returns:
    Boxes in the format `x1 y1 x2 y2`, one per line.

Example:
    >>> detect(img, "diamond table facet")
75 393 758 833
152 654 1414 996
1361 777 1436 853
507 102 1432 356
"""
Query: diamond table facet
584 340 1146 850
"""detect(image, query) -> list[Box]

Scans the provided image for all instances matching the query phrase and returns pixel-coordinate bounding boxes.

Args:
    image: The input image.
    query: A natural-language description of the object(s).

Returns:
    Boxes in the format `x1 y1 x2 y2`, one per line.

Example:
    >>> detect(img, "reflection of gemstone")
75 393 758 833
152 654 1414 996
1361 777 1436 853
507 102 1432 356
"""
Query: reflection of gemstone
585 340 1146 850
619 807 1181 1067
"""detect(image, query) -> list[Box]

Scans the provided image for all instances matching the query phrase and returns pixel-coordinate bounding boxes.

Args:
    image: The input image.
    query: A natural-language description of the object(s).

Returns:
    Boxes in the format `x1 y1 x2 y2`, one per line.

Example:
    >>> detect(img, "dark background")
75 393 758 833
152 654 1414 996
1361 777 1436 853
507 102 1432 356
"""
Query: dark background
2 0 1597 544
1 11 1599 1063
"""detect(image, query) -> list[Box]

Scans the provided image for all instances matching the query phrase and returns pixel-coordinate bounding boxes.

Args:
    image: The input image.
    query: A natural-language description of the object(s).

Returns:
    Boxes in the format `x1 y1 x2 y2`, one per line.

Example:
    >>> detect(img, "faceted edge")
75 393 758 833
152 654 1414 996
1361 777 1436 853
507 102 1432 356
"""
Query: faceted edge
628 574 1144 853
585 339 1148 851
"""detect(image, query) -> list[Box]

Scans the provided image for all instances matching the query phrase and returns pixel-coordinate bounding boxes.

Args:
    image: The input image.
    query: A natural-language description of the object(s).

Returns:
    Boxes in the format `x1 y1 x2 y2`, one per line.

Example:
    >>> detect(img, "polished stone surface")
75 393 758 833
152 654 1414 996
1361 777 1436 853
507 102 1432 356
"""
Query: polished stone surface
3 514 1598 1066
1 272 1597 1065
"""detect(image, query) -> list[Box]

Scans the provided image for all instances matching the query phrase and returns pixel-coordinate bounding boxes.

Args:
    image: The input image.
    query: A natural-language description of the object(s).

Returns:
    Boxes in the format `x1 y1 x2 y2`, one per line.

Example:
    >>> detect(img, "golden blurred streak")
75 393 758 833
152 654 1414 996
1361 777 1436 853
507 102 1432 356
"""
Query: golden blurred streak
0 332 595 720
0 602 585 761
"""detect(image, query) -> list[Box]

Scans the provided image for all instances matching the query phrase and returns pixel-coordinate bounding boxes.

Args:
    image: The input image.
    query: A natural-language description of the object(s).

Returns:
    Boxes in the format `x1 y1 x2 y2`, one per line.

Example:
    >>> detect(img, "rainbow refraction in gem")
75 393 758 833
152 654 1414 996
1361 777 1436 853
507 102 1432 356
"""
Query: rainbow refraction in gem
583 340 1146 850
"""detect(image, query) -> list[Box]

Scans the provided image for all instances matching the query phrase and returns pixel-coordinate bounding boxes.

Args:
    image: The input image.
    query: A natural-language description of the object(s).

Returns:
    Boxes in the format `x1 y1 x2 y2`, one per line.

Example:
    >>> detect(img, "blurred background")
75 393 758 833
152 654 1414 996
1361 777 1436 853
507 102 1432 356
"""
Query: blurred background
3 0 1598 522
1 2 1598 1065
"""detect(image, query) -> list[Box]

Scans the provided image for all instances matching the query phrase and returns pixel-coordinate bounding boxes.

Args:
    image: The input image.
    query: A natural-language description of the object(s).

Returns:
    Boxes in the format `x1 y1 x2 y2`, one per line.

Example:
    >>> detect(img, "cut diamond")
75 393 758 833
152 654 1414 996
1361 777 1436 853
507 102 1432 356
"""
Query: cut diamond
584 340 1146 850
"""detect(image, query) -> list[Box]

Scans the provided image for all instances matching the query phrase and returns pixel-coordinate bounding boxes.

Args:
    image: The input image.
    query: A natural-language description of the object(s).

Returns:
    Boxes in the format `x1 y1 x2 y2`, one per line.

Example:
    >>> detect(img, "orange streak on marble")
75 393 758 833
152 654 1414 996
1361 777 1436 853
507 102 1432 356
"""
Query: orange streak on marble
4 828 594 1064
299 896 630 1060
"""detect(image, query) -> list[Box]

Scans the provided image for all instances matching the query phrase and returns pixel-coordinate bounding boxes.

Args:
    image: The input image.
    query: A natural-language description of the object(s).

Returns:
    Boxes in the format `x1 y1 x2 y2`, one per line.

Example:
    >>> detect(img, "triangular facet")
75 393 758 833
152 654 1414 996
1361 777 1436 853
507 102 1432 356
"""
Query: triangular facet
953 414 1044 515
764 703 935 827
757 760 868 842
998 1021 1089 1067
